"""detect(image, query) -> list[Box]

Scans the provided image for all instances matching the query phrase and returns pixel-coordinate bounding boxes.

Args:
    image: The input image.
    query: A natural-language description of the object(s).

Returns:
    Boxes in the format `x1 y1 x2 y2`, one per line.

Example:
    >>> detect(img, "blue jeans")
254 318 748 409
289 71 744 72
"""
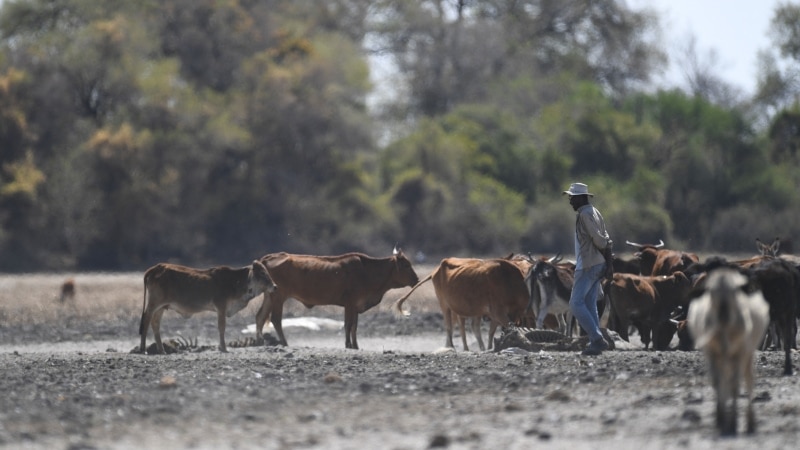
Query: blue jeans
570 263 605 342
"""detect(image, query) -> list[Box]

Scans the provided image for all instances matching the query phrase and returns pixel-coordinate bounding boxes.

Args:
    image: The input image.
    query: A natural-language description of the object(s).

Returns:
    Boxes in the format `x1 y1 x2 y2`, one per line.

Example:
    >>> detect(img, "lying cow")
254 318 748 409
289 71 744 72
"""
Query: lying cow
256 248 419 349
606 271 692 349
393 257 531 351
687 268 770 436
139 260 276 354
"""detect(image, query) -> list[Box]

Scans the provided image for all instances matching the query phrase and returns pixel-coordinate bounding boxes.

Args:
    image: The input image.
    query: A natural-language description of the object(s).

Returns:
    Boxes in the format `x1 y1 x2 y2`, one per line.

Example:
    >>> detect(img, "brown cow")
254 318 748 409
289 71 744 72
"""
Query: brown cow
256 249 419 349
625 240 699 276
607 271 693 349
453 253 536 350
393 257 531 351
59 278 76 303
139 260 276 354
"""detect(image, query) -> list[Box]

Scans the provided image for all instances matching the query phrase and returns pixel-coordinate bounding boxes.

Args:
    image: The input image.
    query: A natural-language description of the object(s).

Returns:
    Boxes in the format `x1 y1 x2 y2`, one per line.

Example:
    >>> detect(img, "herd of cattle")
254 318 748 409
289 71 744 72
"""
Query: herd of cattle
135 239 799 435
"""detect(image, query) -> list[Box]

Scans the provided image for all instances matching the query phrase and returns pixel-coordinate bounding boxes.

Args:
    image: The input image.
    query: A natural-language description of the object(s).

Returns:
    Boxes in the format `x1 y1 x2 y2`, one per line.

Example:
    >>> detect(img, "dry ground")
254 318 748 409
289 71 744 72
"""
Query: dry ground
1 270 800 450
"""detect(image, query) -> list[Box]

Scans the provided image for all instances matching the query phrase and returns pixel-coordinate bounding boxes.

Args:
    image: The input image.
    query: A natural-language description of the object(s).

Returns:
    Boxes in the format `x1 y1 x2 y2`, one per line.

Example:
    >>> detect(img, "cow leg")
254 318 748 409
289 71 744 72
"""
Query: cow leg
217 308 228 353
487 321 497 350
556 314 567 335
536 304 550 330
139 307 153 353
780 317 793 375
471 317 485 351
151 308 166 354
443 306 455 349
744 353 757 434
350 311 360 350
615 315 630 342
456 314 469 351
254 293 272 341
343 306 358 349
270 299 289 347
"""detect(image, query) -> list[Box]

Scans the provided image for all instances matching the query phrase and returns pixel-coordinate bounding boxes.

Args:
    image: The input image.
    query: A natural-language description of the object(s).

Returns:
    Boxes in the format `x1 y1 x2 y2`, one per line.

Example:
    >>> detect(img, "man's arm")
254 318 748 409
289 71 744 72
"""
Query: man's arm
602 241 614 280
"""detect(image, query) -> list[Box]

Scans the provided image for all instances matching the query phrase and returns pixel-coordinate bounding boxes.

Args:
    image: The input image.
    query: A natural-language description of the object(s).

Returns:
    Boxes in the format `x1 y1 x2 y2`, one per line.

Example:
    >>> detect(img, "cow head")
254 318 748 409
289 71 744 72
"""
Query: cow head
756 237 780 257
626 239 665 275
251 260 277 293
391 249 420 287
228 261 277 317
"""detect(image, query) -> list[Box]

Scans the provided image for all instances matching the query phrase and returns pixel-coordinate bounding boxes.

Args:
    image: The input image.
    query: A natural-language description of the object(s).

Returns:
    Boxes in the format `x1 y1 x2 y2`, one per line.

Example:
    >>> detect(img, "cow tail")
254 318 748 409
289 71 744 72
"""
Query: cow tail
392 273 433 316
139 271 149 336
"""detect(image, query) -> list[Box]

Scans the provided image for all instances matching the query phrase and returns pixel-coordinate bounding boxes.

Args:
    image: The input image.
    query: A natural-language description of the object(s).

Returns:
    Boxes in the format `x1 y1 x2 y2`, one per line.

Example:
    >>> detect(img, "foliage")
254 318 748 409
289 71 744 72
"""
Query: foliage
0 0 798 272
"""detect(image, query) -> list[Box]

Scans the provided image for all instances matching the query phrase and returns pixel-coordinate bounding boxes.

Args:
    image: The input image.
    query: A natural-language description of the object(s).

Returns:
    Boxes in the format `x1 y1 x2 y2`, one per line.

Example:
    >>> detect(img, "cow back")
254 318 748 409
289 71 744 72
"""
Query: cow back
260 251 419 311
145 263 254 314
432 258 529 322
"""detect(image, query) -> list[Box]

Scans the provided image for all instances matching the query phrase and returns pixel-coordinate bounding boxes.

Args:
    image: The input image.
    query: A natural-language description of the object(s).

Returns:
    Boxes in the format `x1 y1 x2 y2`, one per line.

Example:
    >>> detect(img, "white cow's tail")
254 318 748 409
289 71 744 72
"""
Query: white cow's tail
392 273 434 317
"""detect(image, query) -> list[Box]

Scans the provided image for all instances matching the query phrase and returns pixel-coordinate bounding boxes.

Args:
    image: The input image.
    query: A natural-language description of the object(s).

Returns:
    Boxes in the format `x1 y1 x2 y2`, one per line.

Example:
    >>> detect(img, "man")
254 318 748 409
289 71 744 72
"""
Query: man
563 182 614 356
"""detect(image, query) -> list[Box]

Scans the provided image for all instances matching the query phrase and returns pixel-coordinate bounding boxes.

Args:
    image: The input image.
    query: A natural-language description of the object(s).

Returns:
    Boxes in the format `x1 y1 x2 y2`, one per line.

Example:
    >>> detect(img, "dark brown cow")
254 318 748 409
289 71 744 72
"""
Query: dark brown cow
612 255 641 275
747 258 799 375
625 240 699 276
607 271 693 349
139 261 276 354
256 249 419 349
393 257 531 351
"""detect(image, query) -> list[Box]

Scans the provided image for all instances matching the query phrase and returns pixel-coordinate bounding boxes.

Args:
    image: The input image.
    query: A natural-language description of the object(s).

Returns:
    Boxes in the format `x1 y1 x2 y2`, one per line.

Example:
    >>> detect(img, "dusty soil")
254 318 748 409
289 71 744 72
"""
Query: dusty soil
1 271 800 450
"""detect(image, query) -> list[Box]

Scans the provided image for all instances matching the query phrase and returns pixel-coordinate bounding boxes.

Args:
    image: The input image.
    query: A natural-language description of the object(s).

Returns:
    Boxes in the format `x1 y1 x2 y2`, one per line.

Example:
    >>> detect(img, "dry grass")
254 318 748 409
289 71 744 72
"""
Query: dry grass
0 273 142 328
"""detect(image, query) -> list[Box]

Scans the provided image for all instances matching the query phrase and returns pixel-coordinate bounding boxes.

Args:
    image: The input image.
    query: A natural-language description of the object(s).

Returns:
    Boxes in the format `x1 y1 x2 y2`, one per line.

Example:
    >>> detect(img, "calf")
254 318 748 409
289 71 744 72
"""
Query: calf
607 271 693 349
139 261 276 354
687 268 770 436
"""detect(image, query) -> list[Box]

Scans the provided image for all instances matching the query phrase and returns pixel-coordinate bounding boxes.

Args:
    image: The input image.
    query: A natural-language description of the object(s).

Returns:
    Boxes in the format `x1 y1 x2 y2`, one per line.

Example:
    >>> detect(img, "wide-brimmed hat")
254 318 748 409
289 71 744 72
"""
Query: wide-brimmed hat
562 182 594 197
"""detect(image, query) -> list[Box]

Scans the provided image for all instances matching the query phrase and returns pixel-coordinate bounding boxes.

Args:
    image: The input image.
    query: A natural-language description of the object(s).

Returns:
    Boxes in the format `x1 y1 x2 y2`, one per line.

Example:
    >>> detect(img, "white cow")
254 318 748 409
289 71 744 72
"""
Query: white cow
687 268 770 436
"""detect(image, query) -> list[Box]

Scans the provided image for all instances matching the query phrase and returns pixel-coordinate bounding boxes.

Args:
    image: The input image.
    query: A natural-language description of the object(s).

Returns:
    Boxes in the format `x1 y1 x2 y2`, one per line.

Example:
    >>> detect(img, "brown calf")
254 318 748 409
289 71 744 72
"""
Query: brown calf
139 261 276 354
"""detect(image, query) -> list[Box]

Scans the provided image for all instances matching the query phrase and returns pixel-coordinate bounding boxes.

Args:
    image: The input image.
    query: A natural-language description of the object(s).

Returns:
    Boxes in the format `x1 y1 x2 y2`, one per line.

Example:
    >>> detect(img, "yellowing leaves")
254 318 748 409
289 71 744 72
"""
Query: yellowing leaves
86 123 152 160
0 152 45 198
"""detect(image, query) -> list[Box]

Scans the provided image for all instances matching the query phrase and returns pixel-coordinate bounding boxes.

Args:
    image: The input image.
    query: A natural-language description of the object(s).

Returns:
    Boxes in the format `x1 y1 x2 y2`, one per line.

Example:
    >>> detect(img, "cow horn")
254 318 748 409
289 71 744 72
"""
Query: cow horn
625 239 665 248
548 253 562 263
393 244 400 255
